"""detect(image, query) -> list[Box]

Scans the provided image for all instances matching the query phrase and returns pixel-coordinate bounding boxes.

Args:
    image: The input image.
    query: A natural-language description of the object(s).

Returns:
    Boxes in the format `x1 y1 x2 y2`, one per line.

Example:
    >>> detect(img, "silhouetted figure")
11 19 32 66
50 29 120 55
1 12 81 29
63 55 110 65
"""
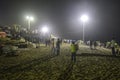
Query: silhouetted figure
48 39 51 47
111 38 116 55
56 38 61 55
60 38 62 45
94 41 97 49
45 39 48 47
51 38 55 54
116 44 119 54
87 40 90 46
45 39 49 47
90 40 93 50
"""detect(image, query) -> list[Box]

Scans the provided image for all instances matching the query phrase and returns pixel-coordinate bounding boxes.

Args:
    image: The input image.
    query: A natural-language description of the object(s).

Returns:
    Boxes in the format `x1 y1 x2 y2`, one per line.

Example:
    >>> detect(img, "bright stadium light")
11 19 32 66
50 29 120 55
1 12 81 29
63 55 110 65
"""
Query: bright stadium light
26 16 30 19
41 26 49 33
80 14 89 43
30 17 34 21
80 15 88 22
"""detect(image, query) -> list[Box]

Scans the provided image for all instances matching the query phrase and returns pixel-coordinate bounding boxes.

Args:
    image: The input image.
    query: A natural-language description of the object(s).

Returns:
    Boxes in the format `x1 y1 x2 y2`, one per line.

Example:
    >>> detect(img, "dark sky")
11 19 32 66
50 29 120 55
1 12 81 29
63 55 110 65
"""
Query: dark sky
0 0 120 41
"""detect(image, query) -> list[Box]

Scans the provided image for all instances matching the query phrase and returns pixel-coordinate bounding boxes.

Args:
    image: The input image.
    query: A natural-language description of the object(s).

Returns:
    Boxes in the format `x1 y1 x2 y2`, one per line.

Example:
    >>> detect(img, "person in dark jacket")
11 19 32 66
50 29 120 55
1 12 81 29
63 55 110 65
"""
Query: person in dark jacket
56 38 61 55
94 41 97 50
51 38 55 54
90 40 93 50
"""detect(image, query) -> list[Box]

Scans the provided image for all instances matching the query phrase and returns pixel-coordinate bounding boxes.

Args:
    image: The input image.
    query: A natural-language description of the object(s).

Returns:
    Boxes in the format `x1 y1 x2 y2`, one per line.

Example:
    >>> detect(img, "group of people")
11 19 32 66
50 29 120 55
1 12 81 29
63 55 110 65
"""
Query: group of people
1 36 119 62
89 41 97 50
50 38 61 55
49 38 78 62
49 37 120 63
87 39 120 56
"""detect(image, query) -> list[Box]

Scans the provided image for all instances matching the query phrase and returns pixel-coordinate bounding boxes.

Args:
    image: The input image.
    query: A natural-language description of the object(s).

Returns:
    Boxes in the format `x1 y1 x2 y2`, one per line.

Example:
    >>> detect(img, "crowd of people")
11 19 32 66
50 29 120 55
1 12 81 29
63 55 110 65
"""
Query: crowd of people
45 38 62 56
0 25 120 63
0 25 120 61
46 38 78 62
47 37 120 63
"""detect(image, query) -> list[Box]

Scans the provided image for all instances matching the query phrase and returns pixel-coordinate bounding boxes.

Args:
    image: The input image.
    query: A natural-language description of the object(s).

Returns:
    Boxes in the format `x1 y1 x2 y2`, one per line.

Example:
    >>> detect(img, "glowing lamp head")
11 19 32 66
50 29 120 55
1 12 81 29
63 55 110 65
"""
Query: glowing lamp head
80 15 88 22
26 16 30 19
30 17 34 21
41 26 48 33
26 16 34 21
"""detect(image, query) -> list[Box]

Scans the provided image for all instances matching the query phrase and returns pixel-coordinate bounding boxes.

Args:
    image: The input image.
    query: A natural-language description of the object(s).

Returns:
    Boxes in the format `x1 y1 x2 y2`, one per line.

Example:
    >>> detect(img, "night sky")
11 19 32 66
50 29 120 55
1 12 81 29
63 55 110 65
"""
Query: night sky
0 0 120 42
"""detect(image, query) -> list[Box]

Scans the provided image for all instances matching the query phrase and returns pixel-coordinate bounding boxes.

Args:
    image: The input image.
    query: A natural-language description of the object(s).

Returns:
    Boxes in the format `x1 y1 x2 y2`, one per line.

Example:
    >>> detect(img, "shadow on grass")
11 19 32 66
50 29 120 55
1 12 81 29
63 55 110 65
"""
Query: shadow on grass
76 53 120 58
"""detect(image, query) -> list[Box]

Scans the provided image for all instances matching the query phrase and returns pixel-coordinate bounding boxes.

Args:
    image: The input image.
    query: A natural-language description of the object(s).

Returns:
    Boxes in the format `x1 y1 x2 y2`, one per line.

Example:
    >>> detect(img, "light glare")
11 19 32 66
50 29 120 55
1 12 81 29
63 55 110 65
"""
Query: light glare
26 16 34 21
30 17 34 21
41 26 49 33
80 15 88 22
26 16 30 19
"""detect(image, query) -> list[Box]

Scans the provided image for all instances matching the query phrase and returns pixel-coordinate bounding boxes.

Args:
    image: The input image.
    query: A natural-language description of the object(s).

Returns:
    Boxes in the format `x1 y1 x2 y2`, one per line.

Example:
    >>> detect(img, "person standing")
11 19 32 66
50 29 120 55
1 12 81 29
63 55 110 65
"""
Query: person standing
116 44 119 54
45 39 48 47
90 40 93 50
56 38 61 55
70 41 77 62
94 41 97 50
48 39 51 47
111 38 116 55
51 38 55 54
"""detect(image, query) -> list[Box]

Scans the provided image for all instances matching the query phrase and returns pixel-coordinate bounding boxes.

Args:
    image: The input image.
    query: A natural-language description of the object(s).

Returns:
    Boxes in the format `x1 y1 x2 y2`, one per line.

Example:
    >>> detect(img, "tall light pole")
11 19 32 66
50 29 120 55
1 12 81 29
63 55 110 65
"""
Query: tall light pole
80 15 88 43
26 16 34 30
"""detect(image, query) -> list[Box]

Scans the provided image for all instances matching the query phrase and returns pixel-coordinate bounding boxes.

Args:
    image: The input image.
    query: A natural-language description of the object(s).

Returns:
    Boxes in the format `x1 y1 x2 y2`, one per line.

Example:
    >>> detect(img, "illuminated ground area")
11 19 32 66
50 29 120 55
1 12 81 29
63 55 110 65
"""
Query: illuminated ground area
0 44 120 80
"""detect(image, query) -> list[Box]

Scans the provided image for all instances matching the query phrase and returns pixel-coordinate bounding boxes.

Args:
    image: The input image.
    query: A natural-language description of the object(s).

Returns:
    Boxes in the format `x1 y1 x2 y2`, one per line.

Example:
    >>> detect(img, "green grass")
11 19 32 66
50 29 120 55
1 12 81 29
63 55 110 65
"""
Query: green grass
0 44 120 80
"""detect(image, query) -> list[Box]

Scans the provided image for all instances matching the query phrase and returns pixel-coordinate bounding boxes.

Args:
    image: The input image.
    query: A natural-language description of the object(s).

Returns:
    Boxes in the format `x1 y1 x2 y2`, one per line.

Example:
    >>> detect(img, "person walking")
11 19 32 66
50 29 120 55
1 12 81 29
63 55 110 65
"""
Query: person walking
56 38 61 55
71 41 77 62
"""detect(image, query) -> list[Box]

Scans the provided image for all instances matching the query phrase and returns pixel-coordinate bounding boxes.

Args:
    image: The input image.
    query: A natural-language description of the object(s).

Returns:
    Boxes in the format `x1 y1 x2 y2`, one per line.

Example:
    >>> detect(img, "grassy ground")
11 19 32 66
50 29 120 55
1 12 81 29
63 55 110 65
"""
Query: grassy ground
0 44 120 80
